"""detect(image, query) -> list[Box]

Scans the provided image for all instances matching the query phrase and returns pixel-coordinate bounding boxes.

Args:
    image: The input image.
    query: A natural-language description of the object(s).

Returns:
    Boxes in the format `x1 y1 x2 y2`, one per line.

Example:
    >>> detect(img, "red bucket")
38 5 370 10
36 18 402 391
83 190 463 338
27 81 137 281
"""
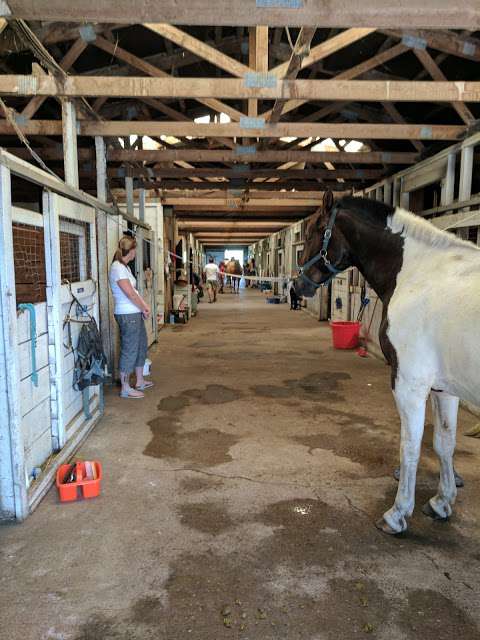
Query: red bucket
330 321 361 349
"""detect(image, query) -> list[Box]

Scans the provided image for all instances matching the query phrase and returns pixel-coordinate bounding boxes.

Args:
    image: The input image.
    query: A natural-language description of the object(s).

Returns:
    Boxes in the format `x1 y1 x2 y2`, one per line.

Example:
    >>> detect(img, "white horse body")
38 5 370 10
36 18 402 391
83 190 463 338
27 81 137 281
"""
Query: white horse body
382 207 480 532
387 208 480 404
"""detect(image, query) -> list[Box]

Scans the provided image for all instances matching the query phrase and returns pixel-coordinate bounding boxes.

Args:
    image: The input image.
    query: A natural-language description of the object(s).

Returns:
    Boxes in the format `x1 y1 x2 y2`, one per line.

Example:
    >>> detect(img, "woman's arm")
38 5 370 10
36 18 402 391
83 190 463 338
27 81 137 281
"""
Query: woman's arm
117 279 151 317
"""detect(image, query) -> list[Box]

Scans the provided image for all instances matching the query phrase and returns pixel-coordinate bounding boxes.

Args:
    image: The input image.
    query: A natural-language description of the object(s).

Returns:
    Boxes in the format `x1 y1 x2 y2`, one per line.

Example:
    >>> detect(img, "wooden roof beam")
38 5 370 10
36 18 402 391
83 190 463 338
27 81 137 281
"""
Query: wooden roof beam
4 75 479 103
0 119 464 140
4 1 479 28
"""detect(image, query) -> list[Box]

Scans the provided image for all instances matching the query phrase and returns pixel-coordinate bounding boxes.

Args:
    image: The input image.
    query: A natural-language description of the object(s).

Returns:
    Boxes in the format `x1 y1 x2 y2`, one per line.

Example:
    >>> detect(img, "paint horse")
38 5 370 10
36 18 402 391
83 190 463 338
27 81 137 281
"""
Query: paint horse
225 259 243 294
294 194 480 535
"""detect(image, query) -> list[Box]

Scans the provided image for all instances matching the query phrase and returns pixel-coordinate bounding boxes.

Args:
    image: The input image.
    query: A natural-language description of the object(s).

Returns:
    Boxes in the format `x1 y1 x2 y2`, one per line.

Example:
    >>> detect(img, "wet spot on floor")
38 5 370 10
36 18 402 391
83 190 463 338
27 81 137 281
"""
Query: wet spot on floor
399 589 479 638
130 595 164 626
144 416 238 466
73 613 121 640
251 385 293 398
293 404 394 476
180 476 223 493
285 371 351 399
178 502 233 535
158 395 190 412
185 384 241 405
130 596 165 626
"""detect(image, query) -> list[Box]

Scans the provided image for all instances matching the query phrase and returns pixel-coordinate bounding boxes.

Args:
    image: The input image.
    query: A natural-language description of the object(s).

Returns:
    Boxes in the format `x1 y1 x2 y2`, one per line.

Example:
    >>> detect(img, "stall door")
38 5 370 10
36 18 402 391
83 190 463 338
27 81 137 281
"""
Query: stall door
45 193 101 447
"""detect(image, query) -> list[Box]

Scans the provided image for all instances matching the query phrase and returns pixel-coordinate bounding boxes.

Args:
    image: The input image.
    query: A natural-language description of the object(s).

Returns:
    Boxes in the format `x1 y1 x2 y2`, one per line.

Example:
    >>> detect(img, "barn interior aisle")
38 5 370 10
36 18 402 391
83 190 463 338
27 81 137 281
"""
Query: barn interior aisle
1 287 480 640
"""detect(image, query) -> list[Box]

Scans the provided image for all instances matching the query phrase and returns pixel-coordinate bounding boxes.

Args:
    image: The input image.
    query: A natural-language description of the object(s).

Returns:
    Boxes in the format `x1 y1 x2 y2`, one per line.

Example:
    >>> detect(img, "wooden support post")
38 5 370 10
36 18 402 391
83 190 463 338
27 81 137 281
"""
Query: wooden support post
95 136 114 377
0 163 28 520
442 151 456 205
459 144 474 204
61 99 79 189
95 136 107 202
136 227 144 296
393 178 400 207
125 176 134 217
383 181 392 205
43 191 65 450
400 179 410 209
139 188 146 222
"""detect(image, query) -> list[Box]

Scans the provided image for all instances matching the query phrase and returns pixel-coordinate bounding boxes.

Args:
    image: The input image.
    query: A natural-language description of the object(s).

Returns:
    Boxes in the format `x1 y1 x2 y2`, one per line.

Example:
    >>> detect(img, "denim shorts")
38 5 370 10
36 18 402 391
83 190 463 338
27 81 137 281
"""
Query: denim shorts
114 312 148 373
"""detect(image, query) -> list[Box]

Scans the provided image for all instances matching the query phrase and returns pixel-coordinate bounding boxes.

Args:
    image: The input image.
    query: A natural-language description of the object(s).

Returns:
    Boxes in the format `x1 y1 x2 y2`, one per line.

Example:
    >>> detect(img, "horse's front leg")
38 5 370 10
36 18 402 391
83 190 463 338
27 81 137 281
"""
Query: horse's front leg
378 379 428 534
423 392 458 520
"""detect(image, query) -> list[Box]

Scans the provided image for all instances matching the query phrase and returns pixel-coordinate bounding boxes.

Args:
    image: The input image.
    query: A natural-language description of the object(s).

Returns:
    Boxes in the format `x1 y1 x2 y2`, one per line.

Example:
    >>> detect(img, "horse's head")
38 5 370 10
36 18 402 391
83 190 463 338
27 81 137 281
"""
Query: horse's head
294 191 353 297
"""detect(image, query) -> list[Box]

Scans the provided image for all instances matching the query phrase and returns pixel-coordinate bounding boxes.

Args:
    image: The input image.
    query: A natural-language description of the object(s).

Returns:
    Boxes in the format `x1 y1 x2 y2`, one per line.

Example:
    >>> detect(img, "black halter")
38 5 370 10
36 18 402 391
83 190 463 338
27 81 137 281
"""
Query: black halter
298 204 343 289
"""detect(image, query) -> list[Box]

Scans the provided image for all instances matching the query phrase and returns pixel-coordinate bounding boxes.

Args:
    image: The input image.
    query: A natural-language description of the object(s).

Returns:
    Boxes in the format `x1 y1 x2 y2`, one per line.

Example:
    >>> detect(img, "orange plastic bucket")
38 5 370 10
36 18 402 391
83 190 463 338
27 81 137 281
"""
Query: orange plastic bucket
56 461 102 502
330 321 361 349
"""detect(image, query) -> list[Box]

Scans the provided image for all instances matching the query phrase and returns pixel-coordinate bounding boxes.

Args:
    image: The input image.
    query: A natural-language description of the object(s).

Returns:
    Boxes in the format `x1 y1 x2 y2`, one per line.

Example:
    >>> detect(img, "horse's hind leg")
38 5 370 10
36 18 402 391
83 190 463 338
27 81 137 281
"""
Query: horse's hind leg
377 379 428 534
423 391 458 520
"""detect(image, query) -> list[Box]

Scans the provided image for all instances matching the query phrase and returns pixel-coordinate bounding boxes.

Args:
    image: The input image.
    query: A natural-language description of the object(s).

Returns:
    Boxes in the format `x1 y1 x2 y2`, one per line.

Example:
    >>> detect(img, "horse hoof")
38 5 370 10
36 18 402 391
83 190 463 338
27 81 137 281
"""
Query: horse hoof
422 501 449 521
454 470 465 488
375 518 401 535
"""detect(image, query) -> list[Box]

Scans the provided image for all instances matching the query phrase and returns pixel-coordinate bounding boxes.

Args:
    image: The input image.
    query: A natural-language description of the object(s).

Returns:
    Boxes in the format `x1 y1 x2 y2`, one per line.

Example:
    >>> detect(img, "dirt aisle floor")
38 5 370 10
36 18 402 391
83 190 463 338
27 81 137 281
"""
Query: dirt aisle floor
1 288 480 640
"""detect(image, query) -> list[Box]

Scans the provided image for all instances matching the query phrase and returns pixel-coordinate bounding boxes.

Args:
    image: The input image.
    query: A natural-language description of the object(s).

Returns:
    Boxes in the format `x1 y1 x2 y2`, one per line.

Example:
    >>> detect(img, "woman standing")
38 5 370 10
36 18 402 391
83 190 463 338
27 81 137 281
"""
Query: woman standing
109 236 153 399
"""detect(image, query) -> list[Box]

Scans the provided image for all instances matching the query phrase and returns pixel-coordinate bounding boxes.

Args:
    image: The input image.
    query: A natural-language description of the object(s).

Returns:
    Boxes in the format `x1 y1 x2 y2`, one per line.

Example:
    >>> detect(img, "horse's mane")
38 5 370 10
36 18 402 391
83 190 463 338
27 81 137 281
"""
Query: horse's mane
338 196 480 253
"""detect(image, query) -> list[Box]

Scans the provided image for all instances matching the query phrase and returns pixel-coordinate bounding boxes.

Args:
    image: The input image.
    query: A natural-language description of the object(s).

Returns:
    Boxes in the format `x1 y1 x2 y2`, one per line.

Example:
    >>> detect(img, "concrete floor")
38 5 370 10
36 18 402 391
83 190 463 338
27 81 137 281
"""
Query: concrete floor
2 288 480 640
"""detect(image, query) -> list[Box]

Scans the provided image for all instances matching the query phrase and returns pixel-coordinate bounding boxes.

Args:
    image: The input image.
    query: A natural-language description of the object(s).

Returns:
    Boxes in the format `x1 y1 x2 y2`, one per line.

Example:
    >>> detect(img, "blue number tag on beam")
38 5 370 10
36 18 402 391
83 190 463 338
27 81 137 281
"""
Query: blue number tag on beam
420 126 433 139
79 24 97 43
240 116 266 129
235 145 257 156
244 72 277 89
256 0 303 7
463 42 477 56
401 35 427 50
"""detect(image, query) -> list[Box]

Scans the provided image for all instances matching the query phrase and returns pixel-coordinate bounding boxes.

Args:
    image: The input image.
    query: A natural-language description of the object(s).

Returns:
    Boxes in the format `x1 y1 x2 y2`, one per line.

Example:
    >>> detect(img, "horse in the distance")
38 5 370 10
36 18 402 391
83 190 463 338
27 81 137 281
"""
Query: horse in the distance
225 259 242 293
294 193 480 535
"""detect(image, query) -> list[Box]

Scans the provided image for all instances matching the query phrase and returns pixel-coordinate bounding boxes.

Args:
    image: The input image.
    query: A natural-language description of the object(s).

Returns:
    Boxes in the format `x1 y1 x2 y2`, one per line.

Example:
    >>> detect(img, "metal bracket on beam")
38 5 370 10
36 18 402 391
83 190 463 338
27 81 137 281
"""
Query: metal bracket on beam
235 145 257 156
13 113 28 127
401 35 427 50
18 75 38 95
79 24 97 43
244 72 277 89
256 0 303 7
240 116 266 129
420 126 433 139
463 41 477 56
381 153 393 163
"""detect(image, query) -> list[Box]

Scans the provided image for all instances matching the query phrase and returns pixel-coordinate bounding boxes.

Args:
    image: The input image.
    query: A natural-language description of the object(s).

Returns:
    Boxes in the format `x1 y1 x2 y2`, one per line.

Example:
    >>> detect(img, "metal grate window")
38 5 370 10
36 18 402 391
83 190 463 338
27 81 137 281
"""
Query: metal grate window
13 222 47 304
59 217 92 283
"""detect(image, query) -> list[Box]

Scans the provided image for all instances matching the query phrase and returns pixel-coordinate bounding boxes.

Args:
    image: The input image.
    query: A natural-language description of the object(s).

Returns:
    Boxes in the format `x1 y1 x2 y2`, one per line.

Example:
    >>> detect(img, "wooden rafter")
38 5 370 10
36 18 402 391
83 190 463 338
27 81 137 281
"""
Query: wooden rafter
413 48 475 125
21 37 87 118
92 35 244 122
268 27 317 124
382 29 480 63
0 120 465 140
248 26 268 118
4 147 419 165
4 1 479 29
2 75 479 102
